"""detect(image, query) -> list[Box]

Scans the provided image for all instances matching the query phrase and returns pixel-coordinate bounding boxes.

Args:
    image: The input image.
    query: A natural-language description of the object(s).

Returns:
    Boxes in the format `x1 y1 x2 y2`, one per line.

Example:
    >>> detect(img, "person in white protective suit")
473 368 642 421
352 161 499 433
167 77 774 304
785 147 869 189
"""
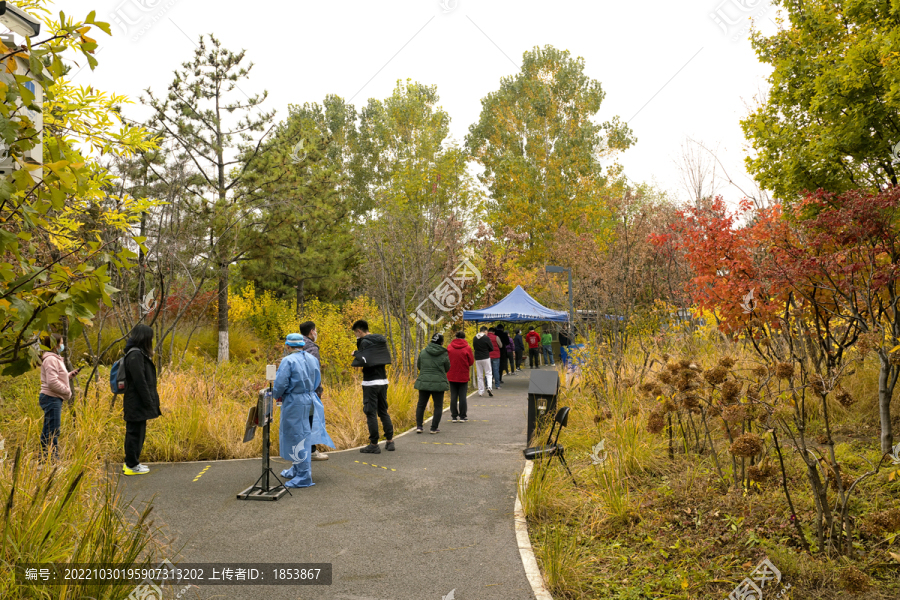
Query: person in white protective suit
274 333 334 488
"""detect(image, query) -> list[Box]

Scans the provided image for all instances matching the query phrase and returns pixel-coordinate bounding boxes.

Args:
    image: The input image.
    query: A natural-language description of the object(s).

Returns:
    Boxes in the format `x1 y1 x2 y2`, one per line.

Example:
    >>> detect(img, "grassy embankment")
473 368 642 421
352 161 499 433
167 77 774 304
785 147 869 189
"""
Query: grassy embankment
522 337 900 600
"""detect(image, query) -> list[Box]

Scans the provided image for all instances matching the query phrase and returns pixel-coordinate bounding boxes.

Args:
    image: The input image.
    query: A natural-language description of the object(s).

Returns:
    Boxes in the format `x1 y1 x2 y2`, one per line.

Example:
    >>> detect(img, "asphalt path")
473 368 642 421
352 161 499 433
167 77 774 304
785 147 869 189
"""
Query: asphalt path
120 367 545 600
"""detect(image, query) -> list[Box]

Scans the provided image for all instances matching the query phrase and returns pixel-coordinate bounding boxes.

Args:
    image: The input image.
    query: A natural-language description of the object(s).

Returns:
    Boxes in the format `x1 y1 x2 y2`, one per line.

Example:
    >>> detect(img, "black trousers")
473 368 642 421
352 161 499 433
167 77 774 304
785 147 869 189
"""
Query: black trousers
515 349 524 369
529 348 540 368
416 390 445 430
308 412 316 454
362 384 393 445
449 381 468 419
499 348 509 377
124 420 147 468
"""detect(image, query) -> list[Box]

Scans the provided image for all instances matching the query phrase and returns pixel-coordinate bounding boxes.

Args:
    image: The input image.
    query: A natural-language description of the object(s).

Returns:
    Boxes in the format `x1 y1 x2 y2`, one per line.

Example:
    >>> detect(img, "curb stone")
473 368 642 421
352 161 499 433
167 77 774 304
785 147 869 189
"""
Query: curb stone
516 460 554 600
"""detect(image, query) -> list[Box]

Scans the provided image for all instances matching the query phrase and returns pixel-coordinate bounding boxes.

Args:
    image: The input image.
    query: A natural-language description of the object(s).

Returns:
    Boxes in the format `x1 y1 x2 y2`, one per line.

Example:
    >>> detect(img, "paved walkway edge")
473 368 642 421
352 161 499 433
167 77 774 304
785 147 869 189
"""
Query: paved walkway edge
515 460 554 600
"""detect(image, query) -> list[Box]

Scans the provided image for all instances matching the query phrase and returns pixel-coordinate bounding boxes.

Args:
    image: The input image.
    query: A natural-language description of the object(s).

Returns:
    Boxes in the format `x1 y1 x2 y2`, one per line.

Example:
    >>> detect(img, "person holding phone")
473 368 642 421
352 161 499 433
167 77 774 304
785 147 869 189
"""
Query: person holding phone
38 333 79 462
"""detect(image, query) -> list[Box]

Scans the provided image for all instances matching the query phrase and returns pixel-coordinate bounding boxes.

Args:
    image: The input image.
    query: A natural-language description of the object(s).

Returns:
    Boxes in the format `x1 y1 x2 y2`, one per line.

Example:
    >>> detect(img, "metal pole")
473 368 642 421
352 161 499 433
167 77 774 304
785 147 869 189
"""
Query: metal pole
262 381 271 491
568 268 574 336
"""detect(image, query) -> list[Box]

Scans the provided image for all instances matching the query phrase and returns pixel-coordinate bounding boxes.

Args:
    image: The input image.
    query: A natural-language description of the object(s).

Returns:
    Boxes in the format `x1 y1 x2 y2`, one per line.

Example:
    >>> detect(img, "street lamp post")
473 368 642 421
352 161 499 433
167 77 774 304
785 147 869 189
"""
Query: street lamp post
545 265 574 335
0 2 41 37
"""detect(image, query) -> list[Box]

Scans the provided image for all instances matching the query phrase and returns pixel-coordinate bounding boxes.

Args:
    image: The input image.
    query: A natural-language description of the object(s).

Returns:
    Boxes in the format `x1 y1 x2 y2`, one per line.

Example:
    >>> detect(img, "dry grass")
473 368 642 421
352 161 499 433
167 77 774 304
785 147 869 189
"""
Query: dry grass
523 341 900 600
0 360 419 463
0 444 169 599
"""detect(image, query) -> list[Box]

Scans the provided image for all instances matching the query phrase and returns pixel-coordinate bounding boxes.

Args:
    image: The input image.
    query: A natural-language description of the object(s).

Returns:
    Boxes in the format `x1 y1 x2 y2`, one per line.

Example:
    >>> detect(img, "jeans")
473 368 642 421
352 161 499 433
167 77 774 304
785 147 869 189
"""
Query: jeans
543 345 555 365
124 420 147 468
362 384 393 445
475 359 492 394
449 381 468 419
507 353 516 373
529 348 540 368
416 390 445 430
491 358 501 385
39 394 62 460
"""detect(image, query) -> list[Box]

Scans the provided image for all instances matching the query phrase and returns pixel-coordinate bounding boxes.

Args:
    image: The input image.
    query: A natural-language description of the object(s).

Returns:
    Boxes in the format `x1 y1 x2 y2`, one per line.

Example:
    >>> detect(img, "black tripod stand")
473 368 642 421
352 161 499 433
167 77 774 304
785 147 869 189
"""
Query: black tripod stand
237 382 290 501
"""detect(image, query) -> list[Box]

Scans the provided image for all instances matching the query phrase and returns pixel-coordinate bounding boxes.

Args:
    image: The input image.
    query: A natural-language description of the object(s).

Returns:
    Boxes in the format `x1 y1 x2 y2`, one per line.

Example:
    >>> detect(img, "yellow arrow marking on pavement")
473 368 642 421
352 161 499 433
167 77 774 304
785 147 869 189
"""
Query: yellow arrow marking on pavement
192 465 210 482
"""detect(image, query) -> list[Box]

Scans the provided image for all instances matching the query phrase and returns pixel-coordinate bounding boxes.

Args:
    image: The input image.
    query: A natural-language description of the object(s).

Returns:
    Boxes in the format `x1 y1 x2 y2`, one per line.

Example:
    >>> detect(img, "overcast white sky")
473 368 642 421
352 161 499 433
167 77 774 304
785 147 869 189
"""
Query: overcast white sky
45 0 778 204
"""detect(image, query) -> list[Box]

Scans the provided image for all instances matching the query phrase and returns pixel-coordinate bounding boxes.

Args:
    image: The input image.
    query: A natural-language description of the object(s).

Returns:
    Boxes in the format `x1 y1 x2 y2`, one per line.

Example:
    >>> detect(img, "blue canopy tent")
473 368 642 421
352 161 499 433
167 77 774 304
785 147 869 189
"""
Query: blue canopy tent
463 285 569 323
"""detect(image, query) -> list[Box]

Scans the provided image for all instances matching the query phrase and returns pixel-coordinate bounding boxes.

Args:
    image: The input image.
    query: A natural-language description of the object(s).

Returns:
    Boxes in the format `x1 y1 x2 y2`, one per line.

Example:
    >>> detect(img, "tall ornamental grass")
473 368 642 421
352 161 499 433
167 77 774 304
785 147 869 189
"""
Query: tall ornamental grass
0 445 167 599
0 360 418 462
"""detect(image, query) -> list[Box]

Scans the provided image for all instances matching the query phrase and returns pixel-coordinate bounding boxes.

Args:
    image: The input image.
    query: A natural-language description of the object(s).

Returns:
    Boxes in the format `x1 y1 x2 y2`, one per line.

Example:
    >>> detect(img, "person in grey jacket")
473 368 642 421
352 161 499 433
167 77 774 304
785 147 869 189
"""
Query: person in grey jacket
300 320 328 461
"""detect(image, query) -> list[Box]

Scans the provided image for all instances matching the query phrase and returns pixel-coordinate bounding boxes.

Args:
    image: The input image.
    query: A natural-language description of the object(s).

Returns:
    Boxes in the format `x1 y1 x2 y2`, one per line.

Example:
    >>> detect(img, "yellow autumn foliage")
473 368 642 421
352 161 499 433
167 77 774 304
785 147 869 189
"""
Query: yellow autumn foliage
229 284 387 379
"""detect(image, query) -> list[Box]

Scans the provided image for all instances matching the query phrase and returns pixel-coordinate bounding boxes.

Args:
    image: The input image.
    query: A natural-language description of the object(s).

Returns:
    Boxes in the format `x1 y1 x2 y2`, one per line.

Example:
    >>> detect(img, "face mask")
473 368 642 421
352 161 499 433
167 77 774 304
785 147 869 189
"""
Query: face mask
58 343 65 353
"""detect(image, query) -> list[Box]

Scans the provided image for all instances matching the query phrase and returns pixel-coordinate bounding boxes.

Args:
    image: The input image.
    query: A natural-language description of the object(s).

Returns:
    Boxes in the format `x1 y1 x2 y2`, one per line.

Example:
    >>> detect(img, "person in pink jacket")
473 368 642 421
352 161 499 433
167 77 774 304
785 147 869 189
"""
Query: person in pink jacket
38 333 79 461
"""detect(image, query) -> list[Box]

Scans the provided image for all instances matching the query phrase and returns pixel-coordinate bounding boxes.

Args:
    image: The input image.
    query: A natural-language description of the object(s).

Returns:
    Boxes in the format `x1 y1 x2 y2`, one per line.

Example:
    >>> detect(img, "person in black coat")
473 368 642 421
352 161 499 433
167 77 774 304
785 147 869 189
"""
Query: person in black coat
351 320 395 454
496 325 511 382
122 324 161 475
514 329 525 371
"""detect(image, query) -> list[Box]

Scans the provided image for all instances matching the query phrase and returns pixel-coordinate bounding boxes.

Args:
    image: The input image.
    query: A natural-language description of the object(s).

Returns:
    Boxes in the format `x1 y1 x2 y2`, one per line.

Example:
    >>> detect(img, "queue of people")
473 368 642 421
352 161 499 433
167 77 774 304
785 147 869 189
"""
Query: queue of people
36 317 571 492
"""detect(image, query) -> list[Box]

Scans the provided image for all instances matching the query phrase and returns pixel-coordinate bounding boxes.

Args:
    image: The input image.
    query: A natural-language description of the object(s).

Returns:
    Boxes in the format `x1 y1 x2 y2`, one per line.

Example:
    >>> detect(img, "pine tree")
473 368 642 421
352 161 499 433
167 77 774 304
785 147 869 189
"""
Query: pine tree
143 35 275 362
241 102 358 309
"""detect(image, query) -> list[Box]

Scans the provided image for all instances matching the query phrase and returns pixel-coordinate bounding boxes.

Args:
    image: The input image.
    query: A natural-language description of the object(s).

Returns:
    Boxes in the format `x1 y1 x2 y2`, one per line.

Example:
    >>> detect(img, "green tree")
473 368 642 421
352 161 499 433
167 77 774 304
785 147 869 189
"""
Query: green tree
357 80 481 370
241 102 358 309
742 1 900 199
0 3 157 374
144 35 275 363
466 45 634 265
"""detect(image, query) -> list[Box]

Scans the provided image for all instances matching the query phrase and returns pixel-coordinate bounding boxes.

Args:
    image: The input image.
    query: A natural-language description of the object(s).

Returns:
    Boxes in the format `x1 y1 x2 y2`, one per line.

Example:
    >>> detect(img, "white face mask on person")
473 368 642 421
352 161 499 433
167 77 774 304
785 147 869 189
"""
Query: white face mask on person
58 343 65 353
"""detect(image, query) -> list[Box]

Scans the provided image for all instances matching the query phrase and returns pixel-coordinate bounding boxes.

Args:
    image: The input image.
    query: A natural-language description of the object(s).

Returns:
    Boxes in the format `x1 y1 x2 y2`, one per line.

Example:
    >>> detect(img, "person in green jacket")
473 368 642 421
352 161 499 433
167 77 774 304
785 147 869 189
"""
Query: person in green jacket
414 333 451 434
541 329 555 366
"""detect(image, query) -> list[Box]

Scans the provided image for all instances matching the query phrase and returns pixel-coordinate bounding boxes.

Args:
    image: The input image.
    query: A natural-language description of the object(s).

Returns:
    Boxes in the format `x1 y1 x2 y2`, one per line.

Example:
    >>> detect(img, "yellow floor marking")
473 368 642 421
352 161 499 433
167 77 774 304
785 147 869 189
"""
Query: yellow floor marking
192 465 210 482
354 460 396 472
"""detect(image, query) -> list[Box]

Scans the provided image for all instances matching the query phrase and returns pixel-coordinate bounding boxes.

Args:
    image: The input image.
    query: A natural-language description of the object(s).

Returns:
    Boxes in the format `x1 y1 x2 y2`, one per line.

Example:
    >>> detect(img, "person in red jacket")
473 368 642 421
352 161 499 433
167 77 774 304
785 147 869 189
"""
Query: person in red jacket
525 326 542 369
447 331 475 422
487 327 502 389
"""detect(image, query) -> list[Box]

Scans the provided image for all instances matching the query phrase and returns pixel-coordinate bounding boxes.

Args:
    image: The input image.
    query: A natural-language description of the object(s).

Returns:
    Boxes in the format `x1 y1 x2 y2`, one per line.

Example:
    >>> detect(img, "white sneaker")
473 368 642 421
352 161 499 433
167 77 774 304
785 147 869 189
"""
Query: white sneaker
311 450 329 461
123 463 149 475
